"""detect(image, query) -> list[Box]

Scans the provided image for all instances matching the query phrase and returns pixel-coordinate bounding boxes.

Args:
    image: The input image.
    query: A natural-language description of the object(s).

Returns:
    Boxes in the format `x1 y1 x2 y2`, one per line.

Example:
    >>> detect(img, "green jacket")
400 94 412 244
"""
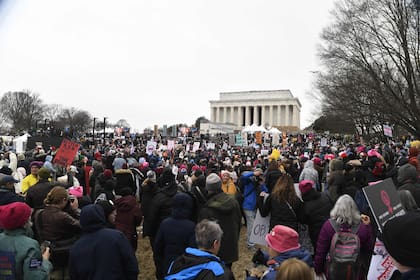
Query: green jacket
0 228 53 280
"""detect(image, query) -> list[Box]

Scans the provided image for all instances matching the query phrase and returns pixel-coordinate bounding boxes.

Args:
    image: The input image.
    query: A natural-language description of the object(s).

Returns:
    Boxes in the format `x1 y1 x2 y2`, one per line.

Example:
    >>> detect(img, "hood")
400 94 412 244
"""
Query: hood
172 192 193 219
207 192 237 213
304 160 314 169
115 195 137 212
398 163 418 185
80 204 106 232
273 247 312 267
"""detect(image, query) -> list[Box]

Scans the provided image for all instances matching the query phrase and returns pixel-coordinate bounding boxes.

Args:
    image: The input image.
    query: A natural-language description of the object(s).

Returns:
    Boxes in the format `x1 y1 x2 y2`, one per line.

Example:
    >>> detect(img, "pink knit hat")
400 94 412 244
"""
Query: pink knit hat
265 225 300 253
299 180 314 194
0 202 31 230
68 186 83 198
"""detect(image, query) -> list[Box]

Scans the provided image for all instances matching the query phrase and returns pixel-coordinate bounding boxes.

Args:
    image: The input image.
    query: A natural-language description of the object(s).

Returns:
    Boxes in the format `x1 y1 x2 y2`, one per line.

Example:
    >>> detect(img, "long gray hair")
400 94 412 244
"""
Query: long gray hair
330 194 361 225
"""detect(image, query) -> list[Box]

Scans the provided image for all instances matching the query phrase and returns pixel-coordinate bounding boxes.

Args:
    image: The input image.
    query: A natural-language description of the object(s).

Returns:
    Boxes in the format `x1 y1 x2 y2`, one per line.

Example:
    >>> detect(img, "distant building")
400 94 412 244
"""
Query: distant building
209 90 301 130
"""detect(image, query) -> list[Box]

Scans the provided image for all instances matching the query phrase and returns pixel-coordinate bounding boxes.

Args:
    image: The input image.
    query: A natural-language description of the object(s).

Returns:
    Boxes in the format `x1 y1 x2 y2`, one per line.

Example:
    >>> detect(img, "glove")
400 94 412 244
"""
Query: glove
252 248 265 265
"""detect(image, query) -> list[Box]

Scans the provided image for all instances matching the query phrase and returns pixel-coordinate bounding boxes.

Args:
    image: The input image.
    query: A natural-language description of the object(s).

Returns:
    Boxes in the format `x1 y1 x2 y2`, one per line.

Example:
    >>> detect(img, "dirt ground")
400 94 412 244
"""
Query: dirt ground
137 224 255 279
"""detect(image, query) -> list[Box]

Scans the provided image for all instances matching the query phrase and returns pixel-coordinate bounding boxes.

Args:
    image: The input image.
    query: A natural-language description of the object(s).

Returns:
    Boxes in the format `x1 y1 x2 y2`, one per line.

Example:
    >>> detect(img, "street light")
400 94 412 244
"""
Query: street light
93 117 97 148
103 117 107 144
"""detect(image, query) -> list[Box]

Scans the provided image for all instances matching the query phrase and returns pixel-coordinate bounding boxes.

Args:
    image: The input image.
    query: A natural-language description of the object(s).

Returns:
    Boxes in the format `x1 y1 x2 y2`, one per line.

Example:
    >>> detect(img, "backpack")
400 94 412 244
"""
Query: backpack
372 161 385 177
327 219 361 280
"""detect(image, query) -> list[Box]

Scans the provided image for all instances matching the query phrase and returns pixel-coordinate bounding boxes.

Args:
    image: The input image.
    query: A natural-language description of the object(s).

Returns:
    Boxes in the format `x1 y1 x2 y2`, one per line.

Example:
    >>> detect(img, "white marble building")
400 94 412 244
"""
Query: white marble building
209 90 301 129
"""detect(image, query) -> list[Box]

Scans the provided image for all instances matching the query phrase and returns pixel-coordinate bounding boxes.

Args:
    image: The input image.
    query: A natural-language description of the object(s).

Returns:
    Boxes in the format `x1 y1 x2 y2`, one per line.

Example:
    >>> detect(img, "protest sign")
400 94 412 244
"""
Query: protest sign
192 142 201 152
146 141 157 155
53 139 80 167
255 131 262 145
249 209 270 246
367 238 397 280
383 125 393 138
362 178 405 232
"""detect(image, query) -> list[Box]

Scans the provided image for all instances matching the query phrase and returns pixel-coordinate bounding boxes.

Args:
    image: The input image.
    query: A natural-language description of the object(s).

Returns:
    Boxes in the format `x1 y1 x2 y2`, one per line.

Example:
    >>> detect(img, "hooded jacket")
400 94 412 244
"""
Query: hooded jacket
69 204 139 280
397 163 420 206
198 191 242 264
154 193 196 278
115 195 142 250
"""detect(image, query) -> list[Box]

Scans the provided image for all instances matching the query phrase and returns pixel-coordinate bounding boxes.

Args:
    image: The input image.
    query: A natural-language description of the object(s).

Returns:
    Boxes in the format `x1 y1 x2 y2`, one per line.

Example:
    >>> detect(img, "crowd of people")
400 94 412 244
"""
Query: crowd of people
0 133 420 279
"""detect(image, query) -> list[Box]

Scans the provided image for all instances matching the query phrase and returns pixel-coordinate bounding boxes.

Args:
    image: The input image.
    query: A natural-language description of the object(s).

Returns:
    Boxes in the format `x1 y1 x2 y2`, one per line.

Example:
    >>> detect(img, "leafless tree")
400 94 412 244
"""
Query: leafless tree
317 0 420 137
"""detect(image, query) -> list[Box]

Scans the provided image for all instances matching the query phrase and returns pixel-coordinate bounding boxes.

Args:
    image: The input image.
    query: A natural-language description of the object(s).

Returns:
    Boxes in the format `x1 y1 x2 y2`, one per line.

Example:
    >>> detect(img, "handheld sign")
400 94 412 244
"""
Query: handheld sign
53 139 80 167
249 209 270 246
362 178 405 233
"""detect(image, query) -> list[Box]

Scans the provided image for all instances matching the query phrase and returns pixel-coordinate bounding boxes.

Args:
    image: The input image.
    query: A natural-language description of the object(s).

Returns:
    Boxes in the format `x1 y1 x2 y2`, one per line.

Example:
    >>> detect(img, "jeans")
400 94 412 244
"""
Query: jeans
244 209 256 247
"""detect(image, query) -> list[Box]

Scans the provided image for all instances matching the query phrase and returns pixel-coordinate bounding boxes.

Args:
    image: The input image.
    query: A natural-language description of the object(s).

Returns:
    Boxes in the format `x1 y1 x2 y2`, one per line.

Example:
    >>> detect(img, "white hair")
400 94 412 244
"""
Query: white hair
330 194 361 226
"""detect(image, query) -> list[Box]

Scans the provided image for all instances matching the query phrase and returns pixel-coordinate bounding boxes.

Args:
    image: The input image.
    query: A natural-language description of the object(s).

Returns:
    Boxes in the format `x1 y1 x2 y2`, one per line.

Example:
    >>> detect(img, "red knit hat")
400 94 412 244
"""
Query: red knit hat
0 202 31 230
299 180 314 195
265 225 300 253
103 169 113 179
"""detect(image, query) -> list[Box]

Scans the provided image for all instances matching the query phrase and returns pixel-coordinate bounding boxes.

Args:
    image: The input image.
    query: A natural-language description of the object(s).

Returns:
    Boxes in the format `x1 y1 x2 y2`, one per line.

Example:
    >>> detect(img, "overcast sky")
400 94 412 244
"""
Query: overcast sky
0 0 336 132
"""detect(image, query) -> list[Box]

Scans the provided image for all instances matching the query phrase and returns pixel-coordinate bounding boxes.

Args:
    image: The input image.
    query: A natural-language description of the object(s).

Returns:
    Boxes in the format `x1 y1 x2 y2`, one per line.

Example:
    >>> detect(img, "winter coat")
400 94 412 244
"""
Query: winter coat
327 170 345 202
0 228 53 279
69 204 139 280
221 179 236 195
0 187 25 206
198 191 242 264
246 247 312 280
148 181 178 239
166 247 234 280
35 205 81 242
114 169 135 195
397 163 420 206
401 268 420 280
154 193 196 278
301 189 333 249
240 171 259 210
299 160 320 186
25 179 56 209
115 195 142 250
140 178 158 237
258 194 303 232
314 219 374 275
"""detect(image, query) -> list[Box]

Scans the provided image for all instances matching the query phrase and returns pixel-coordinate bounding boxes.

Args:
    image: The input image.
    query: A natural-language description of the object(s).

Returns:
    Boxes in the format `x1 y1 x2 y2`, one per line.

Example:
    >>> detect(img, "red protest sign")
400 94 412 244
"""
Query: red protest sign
53 139 80 167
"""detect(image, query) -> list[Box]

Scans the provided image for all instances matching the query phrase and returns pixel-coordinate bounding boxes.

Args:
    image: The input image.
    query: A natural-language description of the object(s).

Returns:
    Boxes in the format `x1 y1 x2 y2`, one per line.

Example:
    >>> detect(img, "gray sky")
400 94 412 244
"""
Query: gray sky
0 0 336 132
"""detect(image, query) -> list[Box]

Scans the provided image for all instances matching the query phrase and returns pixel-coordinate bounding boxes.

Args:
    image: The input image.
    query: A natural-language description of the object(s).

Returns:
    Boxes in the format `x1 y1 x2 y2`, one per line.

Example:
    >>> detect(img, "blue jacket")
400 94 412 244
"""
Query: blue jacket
246 247 313 280
240 172 267 211
69 204 139 280
165 247 234 280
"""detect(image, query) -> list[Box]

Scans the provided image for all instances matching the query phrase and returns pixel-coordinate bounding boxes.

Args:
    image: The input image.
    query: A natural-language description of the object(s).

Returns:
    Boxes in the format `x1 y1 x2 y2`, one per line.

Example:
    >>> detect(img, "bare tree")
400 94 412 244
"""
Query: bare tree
317 0 420 137
0 90 43 132
59 107 92 137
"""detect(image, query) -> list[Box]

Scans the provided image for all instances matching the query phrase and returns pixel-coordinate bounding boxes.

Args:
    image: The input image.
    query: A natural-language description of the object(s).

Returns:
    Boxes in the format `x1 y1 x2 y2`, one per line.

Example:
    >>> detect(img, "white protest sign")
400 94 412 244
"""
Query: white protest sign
320 138 327 147
206 142 215 150
167 140 175 151
146 141 157 155
192 142 201 152
367 238 397 280
249 209 270 246
222 142 228 151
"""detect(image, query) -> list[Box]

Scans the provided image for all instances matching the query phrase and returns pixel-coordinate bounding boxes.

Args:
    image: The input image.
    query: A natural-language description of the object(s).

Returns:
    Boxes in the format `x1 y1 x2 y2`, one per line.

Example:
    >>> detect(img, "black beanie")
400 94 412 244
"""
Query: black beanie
383 211 420 268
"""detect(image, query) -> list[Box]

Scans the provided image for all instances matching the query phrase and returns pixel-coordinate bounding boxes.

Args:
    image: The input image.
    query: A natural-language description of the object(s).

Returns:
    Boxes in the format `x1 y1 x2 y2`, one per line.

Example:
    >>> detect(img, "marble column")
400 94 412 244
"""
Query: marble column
269 106 273 127
285 105 290 127
261 106 266 127
245 106 251 125
253 106 259 125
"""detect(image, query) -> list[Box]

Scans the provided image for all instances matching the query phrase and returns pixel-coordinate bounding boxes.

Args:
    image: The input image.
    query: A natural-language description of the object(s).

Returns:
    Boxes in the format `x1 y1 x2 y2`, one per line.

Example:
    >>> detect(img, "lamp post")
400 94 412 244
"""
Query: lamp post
93 117 97 148
103 117 107 144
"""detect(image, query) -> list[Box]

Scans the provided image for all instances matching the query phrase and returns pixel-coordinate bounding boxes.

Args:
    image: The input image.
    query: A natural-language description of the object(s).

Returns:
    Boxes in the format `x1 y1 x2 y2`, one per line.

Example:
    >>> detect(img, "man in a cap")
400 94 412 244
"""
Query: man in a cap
198 173 242 268
0 175 23 205
383 212 420 279
25 167 55 209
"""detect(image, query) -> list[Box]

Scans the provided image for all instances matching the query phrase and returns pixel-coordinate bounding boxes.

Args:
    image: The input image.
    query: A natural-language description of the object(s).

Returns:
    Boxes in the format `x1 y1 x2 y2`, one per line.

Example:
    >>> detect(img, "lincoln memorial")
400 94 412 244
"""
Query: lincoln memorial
209 90 301 129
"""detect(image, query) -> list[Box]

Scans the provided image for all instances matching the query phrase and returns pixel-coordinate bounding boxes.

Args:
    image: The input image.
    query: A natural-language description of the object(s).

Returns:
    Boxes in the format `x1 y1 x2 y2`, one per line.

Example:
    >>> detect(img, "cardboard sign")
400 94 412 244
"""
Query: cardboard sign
362 178 406 233
53 139 80 167
249 209 270 246
192 142 201 152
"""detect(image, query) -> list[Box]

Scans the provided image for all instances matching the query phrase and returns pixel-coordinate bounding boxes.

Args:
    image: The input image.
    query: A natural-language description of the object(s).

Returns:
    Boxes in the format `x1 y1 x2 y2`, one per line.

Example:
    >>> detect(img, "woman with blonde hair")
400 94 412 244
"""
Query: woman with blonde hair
276 258 313 280
258 174 303 231
314 194 374 279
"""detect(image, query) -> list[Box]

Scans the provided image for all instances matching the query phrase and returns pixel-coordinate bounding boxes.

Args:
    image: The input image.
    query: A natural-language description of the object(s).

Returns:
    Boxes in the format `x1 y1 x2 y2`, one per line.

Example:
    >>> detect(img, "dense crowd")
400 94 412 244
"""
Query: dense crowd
0 134 420 279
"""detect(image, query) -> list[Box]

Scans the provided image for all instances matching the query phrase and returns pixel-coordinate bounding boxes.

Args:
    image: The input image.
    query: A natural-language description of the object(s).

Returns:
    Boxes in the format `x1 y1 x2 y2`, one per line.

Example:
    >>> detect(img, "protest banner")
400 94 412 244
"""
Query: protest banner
367 238 397 280
235 133 243 146
249 209 270 246
53 138 80 167
146 141 157 155
362 178 405 232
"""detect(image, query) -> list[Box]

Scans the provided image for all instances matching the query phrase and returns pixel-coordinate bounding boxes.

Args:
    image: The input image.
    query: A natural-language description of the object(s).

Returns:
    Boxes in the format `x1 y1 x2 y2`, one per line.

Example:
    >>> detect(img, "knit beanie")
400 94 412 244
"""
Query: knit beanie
299 180 314 195
0 202 31 230
206 173 222 192
103 169 113 179
383 212 420 268
265 225 300 253
38 167 51 180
